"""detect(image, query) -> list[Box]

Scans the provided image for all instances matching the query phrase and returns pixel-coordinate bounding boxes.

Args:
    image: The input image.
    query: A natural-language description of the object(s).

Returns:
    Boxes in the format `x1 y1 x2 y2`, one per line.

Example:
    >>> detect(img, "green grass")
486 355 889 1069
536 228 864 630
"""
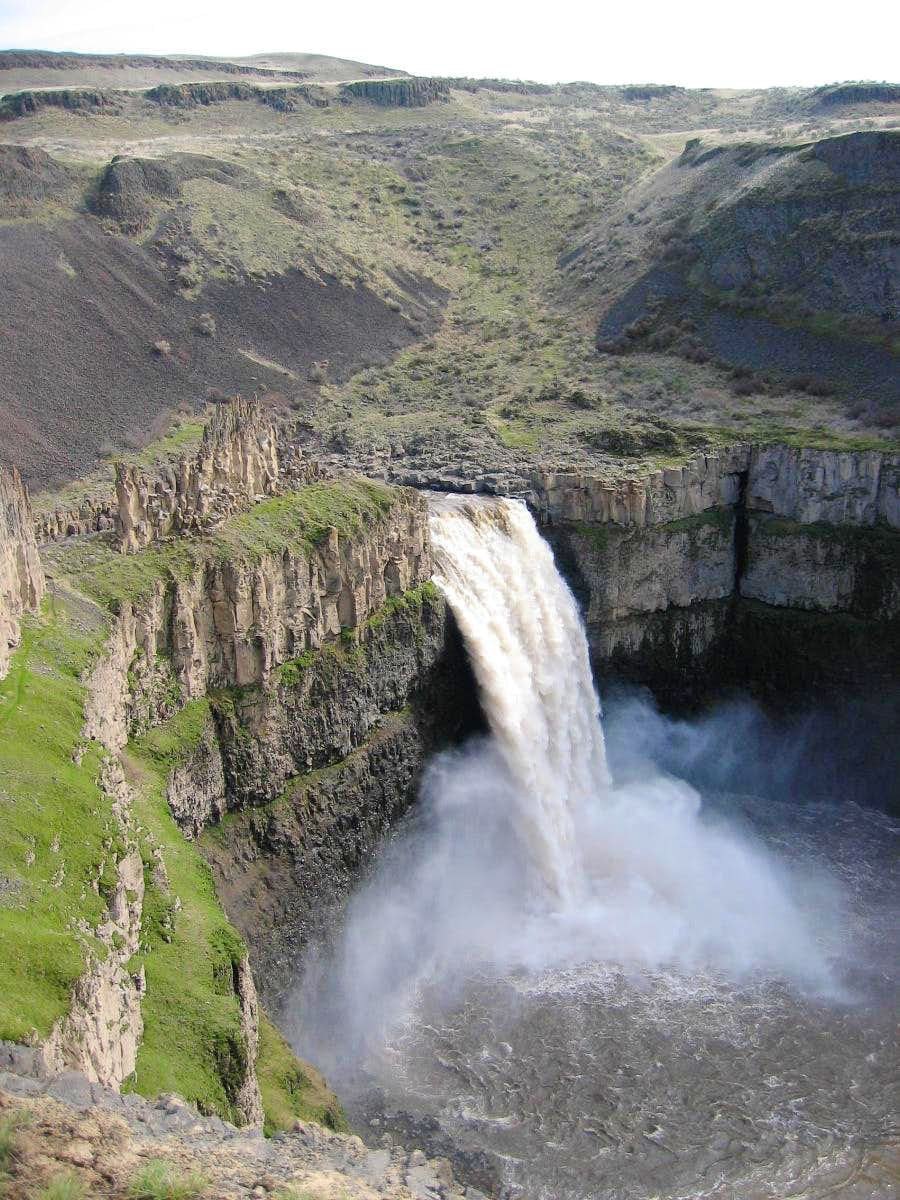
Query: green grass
0 602 115 1044
662 508 735 535
34 1172 87 1200
123 724 251 1124
134 700 211 773
0 1109 31 1175
49 478 402 614
128 1159 209 1200
131 420 206 466
256 1014 346 1136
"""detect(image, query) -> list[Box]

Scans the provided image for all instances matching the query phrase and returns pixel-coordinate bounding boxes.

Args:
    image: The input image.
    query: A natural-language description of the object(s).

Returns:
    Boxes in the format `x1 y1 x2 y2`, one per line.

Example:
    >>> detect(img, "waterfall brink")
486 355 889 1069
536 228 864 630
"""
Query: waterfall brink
429 497 609 901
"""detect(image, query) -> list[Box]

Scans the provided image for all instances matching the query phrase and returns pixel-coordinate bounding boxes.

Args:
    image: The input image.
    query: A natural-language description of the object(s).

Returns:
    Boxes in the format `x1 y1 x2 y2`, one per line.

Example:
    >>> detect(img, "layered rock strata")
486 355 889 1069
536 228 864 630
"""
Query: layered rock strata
0 465 44 678
88 488 432 752
114 398 316 553
198 594 478 1007
536 445 900 702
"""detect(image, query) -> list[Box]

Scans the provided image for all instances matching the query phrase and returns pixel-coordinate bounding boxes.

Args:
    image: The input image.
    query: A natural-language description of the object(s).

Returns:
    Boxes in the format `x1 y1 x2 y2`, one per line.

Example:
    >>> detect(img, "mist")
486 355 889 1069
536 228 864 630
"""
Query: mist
287 502 878 1076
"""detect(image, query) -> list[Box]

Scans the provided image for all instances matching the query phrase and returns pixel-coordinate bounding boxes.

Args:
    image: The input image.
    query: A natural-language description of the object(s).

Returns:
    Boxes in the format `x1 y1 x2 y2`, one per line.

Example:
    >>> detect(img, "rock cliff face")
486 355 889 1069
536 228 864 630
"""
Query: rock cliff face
198 594 478 1007
537 444 900 701
115 398 285 552
74 440 477 1059
88 489 432 754
746 445 899 527
341 78 449 107
35 495 116 543
0 465 44 678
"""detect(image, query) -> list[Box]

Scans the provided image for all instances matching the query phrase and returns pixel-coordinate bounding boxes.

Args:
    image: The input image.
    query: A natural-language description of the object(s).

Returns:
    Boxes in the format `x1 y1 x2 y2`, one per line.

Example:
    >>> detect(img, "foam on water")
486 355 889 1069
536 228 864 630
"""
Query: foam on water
288 498 898 1199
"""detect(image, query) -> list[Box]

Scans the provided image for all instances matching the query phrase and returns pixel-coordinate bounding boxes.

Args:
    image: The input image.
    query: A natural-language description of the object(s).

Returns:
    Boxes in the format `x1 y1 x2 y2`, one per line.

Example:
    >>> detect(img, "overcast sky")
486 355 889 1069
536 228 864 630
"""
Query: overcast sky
1 0 897 89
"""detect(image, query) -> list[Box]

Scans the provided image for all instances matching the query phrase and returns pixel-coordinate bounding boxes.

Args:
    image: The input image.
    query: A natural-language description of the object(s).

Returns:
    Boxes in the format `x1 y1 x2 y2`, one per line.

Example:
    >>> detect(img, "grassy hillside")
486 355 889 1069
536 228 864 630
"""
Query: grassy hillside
0 602 111 1043
0 477 395 1128
1 63 897 491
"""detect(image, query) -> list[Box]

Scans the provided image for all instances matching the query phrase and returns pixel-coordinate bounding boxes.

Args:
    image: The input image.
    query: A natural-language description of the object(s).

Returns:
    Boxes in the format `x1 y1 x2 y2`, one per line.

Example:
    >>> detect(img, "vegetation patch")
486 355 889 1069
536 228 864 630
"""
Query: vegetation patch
128 1158 209 1200
48 478 402 613
0 602 113 1044
123 731 251 1124
135 700 211 771
256 1013 346 1136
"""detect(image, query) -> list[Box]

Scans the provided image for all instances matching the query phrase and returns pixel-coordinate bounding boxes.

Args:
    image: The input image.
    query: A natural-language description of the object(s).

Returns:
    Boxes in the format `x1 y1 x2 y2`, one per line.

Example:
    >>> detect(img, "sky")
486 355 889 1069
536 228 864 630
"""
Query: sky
0 0 897 89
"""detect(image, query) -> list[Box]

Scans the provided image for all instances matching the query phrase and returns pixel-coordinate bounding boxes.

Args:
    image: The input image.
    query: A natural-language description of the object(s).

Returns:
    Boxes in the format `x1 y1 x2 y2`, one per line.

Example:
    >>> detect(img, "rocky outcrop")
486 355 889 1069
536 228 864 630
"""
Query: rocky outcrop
115 398 285 552
0 1064 477 1200
41 758 145 1090
532 445 900 532
232 956 264 1128
35 495 116 543
341 77 449 107
144 81 330 111
0 87 117 119
0 465 44 679
532 445 749 528
746 445 899 528
741 515 899 619
538 443 900 701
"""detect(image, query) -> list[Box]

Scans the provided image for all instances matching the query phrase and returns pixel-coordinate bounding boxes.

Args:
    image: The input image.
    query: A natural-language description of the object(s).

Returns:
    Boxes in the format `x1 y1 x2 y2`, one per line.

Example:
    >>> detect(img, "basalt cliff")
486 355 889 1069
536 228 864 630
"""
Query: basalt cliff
534 444 899 703
0 393 897 1197
0 402 476 1184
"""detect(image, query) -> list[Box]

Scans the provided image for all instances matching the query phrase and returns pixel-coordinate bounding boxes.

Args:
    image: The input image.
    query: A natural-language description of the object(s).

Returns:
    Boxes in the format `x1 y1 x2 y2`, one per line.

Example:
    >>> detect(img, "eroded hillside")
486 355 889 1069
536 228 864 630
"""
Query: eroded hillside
1 69 896 493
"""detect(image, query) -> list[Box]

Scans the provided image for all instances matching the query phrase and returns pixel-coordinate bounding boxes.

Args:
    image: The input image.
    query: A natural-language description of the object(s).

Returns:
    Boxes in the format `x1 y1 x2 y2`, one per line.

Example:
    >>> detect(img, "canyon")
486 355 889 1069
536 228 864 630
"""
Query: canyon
0 392 897 1197
0 46 896 1200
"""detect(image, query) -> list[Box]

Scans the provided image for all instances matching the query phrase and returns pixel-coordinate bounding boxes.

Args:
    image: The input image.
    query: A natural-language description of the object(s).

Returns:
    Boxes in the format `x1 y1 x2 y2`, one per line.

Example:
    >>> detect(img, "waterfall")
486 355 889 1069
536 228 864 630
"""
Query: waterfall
291 497 837 1077
429 497 610 901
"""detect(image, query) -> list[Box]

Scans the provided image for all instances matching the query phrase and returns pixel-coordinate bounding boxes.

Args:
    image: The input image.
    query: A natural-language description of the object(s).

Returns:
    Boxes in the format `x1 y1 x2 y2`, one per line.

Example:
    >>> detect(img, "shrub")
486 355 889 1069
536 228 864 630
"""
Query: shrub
0 1109 30 1174
194 312 216 337
568 389 594 409
176 262 202 289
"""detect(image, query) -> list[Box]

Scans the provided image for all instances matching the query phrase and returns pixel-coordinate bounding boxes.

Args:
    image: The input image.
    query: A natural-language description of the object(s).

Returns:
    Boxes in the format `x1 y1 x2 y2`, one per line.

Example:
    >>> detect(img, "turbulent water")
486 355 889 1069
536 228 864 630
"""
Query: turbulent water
289 497 900 1199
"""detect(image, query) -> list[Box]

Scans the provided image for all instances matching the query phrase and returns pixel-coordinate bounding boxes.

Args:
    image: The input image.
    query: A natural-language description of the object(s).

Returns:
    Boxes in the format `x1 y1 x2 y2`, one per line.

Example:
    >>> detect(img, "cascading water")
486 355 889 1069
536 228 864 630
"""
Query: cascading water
429 497 608 901
291 496 900 1200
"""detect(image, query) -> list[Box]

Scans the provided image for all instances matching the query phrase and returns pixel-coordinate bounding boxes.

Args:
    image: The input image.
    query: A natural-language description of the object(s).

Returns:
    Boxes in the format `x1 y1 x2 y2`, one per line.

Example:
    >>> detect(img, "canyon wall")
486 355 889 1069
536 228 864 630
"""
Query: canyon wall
535 445 900 703
73 437 476 1029
0 466 44 678
198 592 478 1007
89 488 433 750
115 398 285 552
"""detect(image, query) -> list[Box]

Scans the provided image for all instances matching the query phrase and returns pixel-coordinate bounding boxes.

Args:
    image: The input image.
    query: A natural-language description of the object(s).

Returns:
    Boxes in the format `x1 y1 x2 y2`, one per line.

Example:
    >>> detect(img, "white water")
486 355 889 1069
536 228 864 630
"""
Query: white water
290 500 896 1198
430 497 609 900
293 498 840 1066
